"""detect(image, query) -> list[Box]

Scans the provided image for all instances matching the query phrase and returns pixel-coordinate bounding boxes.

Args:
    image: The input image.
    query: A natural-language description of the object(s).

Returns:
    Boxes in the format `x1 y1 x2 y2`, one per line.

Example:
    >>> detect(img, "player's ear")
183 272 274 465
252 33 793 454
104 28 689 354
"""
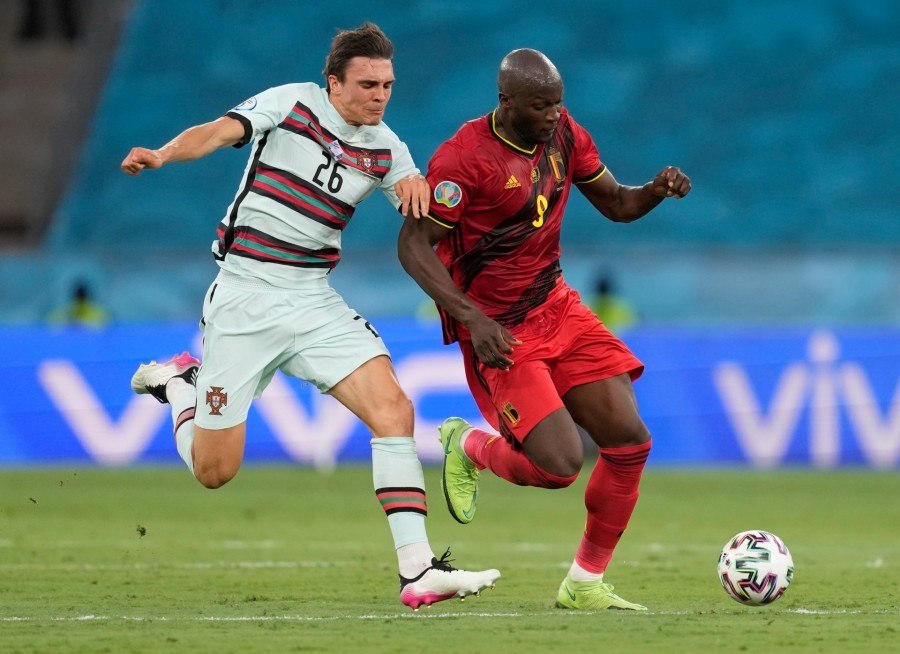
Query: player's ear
328 74 341 94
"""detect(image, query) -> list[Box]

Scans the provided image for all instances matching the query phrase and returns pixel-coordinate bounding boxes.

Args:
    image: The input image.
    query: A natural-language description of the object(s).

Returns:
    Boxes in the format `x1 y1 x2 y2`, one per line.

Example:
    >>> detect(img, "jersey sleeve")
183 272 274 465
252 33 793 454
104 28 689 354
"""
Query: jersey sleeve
225 83 300 148
568 114 607 185
380 138 420 209
423 141 476 229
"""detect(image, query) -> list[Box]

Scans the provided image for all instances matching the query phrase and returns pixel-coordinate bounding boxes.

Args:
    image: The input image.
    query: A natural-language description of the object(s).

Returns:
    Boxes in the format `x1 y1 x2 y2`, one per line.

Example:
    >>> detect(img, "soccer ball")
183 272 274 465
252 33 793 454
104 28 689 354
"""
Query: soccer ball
717 530 794 605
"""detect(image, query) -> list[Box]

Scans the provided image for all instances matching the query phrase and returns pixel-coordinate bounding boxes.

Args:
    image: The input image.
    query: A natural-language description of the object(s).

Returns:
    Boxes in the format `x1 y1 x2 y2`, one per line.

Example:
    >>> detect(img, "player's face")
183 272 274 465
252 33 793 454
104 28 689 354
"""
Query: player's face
506 84 563 145
328 57 395 126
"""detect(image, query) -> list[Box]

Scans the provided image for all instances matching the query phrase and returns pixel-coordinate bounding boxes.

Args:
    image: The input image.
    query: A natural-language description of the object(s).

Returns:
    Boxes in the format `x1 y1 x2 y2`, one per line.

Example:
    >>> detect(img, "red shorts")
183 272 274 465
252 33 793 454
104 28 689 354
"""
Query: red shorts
459 284 643 443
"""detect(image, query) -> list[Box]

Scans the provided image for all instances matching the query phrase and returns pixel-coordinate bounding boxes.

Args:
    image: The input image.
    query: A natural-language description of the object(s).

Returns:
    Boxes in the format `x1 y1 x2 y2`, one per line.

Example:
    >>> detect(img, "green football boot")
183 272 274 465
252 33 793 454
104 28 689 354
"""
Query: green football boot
555 575 648 611
438 417 480 524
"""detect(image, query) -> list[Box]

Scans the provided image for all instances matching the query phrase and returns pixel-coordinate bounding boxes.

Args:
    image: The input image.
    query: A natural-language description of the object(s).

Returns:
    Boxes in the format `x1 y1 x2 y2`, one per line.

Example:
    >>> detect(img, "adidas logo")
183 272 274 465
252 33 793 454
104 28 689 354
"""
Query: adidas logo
504 175 521 189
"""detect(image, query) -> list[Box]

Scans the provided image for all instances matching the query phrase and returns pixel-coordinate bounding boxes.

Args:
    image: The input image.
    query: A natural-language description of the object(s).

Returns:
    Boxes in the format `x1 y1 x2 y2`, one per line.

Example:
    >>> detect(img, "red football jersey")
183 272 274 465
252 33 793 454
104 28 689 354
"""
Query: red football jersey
426 109 606 343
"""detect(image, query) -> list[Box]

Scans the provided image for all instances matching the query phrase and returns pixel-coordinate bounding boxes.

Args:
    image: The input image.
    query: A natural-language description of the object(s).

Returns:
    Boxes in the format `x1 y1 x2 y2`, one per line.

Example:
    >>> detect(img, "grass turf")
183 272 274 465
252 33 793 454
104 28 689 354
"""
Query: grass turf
1 465 898 653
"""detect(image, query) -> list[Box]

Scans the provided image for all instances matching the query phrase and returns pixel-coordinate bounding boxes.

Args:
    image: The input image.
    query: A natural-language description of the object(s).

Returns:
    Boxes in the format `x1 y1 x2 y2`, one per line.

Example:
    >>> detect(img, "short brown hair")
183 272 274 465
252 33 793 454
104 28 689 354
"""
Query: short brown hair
323 22 394 91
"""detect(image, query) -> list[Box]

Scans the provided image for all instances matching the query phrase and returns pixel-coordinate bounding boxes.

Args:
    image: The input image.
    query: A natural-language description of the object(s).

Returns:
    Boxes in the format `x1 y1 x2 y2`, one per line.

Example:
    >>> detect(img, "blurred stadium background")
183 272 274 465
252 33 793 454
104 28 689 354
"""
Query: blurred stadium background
0 0 897 469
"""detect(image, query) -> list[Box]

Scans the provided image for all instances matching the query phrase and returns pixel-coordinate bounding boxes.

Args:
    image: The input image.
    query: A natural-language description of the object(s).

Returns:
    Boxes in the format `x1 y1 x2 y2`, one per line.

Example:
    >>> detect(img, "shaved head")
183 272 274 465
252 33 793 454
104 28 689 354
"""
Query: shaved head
494 49 564 147
498 49 562 97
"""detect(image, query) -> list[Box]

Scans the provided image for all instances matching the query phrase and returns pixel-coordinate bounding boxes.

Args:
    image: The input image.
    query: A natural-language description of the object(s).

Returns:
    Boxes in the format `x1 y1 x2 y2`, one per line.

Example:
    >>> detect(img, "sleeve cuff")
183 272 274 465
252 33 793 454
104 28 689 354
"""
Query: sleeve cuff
225 111 253 148
426 213 455 229
574 165 607 185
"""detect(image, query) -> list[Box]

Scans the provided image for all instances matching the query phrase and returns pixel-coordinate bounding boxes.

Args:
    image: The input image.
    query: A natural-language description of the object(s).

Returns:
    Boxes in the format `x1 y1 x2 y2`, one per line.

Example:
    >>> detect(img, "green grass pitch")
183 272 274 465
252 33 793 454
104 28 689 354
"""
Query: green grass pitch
1 465 898 653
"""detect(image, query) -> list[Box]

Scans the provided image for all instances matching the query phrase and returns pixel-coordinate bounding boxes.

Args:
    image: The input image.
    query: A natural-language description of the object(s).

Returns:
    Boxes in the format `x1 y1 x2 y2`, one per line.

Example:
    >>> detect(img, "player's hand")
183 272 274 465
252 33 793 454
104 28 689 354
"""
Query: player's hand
121 147 164 176
650 166 691 199
467 315 522 371
394 174 430 219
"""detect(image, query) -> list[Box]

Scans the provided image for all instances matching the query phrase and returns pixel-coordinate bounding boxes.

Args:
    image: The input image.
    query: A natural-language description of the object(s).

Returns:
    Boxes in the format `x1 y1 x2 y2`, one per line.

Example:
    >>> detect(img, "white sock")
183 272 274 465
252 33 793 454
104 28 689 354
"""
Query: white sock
166 378 197 474
396 542 435 578
568 560 603 582
371 436 435 577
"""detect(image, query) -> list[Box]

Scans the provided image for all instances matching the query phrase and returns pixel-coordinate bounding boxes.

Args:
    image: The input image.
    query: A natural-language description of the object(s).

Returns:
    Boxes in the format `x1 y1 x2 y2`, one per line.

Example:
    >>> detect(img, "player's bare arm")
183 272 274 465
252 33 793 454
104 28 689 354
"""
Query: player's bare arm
398 217 521 370
394 173 430 219
121 116 246 175
578 165 691 223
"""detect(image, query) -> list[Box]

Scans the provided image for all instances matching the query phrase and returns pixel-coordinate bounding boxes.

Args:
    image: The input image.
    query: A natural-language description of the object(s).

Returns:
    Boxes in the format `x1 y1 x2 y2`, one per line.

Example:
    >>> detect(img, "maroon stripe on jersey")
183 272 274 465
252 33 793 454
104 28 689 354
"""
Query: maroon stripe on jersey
215 224 340 268
492 260 562 328
251 179 343 223
288 102 392 161
257 163 354 214
234 226 339 260
251 185 347 231
227 243 336 268
278 102 393 178
279 119 392 179
279 118 325 146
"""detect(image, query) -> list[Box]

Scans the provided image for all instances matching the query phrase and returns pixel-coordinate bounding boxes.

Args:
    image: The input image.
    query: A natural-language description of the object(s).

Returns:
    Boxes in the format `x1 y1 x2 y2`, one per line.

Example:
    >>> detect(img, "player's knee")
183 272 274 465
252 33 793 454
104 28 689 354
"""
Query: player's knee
193 459 240 489
534 448 583 483
543 457 582 481
596 421 651 448
621 422 651 447
535 463 580 488
195 468 236 489
372 393 415 436
526 433 583 480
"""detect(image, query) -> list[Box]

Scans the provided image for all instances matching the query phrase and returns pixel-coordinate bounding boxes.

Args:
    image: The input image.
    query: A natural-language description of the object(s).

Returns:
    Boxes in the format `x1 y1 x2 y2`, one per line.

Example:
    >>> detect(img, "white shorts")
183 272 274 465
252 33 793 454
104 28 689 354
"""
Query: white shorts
194 270 389 429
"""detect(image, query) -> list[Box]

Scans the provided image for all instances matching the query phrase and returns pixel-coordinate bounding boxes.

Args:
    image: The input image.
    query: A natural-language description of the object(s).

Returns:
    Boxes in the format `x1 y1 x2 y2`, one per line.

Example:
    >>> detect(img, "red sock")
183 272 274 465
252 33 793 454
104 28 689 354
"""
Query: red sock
464 428 577 489
575 441 651 574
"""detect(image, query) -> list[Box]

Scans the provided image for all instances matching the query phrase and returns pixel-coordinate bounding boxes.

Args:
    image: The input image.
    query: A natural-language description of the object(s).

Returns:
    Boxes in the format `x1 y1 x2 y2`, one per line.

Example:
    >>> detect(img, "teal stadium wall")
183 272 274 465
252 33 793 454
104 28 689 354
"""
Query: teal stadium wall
3 0 898 323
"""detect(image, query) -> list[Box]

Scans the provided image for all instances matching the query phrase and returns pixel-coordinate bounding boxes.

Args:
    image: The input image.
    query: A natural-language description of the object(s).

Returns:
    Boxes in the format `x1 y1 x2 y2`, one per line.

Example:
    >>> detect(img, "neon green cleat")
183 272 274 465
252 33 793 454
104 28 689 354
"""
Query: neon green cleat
555 576 648 611
438 417 480 525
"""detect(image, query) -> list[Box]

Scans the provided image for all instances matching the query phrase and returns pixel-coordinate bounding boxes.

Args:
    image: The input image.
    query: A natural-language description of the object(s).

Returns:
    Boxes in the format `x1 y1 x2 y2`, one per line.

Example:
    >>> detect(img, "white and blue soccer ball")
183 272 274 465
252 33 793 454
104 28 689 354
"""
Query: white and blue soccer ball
718 530 794 605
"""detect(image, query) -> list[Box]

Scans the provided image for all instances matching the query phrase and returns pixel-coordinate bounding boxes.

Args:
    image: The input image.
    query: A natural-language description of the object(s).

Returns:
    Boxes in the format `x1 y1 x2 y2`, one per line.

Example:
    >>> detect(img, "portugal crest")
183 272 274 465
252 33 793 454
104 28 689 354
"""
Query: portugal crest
359 150 375 173
206 386 228 416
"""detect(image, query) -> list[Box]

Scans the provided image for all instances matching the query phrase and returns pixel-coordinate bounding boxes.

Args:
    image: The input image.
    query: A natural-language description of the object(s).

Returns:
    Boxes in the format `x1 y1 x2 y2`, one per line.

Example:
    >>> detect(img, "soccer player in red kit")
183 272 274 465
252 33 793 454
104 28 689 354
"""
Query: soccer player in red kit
398 48 691 610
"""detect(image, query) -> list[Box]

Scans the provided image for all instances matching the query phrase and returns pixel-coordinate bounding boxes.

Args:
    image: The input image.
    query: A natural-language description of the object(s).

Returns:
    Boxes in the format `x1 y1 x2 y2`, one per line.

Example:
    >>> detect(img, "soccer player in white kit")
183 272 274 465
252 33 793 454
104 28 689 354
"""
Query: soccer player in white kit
121 23 499 610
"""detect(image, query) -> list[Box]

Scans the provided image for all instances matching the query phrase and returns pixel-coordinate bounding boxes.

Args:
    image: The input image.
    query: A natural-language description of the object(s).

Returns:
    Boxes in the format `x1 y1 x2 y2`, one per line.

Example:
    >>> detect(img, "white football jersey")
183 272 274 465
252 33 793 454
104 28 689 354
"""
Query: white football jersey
214 82 418 287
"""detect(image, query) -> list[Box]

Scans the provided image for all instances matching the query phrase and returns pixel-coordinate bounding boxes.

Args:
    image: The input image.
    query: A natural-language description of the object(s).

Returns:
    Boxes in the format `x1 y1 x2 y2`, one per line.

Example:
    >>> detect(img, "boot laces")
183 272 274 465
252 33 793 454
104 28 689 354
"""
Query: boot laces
431 548 458 572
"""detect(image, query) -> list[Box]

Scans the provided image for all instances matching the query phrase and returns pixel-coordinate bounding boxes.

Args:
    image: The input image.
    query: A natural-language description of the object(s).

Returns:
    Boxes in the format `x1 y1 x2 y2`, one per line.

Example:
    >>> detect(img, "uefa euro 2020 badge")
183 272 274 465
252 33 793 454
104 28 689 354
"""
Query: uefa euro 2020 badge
328 139 344 162
231 97 257 111
434 180 462 208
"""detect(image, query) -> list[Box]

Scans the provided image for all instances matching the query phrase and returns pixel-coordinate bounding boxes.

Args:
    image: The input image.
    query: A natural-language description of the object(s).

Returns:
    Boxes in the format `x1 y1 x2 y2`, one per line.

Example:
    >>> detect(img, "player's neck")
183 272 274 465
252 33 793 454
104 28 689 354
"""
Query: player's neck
493 109 537 152
328 96 361 127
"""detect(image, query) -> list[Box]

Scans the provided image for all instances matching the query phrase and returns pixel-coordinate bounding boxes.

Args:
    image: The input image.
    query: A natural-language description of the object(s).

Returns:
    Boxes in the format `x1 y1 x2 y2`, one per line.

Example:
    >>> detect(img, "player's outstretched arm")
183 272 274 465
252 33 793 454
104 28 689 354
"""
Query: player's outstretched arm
121 116 246 176
578 165 691 223
398 216 521 370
